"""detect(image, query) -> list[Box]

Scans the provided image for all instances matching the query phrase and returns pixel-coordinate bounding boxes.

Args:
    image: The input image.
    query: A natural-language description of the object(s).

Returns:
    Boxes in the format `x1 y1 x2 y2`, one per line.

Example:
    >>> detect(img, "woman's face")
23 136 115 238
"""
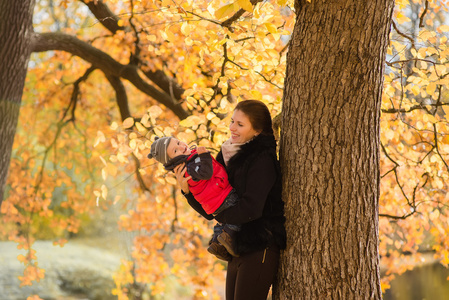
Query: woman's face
229 109 260 144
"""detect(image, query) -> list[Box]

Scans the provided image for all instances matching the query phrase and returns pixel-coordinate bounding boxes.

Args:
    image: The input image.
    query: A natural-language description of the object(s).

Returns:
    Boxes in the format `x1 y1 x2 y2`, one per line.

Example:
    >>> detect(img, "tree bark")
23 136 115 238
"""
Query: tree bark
0 0 36 206
276 0 394 299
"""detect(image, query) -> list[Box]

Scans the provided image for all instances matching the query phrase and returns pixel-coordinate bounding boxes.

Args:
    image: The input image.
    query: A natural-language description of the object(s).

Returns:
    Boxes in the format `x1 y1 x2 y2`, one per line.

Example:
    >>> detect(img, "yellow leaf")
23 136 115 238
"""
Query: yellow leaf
396 12 411 24
385 129 395 140
437 25 449 33
395 0 409 9
101 184 108 199
135 122 146 133
179 115 202 128
417 48 427 59
181 22 191 35
215 3 237 20
94 131 106 147
107 163 118 176
17 254 27 263
153 127 164 137
166 176 177 185
419 30 435 42
148 105 163 119
122 117 134 128
411 85 420 96
233 78 247 87
381 281 391 293
253 3 260 18
164 27 175 42
250 90 262 99
416 121 424 130
264 23 277 34
442 105 449 117
426 82 436 95
206 112 216 120
237 0 253 12
141 114 150 127
101 168 107 181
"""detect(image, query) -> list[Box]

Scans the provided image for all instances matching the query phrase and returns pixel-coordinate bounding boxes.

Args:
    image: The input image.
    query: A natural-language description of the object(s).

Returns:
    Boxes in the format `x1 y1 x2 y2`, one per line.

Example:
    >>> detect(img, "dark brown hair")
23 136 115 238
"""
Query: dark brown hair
234 100 274 136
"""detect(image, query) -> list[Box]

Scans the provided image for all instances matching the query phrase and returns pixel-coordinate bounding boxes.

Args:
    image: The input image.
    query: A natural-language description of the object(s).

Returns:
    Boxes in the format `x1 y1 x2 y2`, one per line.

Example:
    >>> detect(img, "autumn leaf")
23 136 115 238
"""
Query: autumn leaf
396 12 411 24
215 3 238 19
237 0 253 12
4 0 449 297
122 117 134 129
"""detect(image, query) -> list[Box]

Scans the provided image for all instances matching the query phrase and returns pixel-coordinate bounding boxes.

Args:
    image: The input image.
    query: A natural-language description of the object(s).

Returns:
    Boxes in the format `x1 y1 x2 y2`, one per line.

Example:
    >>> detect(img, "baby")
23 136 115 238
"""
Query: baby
148 136 240 260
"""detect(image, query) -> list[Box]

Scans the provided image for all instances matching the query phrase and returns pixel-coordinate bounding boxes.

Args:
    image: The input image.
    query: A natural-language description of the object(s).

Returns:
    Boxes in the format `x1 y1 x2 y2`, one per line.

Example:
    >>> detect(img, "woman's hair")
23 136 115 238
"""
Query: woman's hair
234 100 274 136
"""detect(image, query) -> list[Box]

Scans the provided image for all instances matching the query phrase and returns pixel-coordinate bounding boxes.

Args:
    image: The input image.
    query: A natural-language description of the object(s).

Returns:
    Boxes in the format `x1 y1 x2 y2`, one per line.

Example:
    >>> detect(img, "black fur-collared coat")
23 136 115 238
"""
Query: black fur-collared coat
184 134 287 255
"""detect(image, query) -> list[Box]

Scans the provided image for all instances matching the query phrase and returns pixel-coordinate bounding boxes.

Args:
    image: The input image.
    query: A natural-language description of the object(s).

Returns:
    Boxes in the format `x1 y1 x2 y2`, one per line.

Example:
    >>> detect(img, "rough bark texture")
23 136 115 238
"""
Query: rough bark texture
275 0 394 299
0 0 36 206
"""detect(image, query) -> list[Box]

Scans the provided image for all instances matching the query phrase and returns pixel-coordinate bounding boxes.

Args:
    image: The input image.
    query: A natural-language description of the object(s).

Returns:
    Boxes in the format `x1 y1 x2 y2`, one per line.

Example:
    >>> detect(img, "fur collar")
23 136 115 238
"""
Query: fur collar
226 134 277 168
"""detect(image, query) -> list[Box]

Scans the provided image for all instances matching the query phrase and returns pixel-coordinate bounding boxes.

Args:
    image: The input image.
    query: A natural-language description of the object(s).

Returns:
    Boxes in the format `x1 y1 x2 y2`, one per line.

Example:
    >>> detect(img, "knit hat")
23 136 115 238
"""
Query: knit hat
148 137 173 165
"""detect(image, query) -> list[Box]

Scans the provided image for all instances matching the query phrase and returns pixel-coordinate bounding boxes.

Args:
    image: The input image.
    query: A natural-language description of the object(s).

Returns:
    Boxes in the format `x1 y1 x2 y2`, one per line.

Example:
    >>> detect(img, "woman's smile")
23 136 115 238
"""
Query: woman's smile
229 109 260 144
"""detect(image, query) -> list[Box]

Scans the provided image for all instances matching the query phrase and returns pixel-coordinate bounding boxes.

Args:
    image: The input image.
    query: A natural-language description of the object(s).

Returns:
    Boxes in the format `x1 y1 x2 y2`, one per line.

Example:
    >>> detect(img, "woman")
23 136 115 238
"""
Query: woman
174 100 286 300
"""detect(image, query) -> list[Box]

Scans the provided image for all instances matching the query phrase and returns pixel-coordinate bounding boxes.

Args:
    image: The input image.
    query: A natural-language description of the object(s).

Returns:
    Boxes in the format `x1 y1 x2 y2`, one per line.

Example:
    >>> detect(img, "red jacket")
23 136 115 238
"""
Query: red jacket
185 150 233 214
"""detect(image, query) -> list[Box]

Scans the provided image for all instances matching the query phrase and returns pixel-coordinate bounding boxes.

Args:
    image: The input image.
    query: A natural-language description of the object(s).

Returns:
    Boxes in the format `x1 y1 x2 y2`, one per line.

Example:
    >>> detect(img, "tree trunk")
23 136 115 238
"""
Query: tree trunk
0 0 35 206
276 0 394 299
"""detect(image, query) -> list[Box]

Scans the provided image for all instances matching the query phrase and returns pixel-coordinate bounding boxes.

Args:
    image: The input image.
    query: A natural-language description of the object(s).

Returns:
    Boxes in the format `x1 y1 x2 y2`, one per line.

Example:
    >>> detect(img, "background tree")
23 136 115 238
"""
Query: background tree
378 0 449 286
0 0 35 206
276 0 394 298
0 0 448 299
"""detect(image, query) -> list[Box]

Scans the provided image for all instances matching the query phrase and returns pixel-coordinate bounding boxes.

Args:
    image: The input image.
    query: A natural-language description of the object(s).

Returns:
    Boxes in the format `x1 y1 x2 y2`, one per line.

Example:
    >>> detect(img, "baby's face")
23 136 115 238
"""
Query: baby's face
167 138 192 159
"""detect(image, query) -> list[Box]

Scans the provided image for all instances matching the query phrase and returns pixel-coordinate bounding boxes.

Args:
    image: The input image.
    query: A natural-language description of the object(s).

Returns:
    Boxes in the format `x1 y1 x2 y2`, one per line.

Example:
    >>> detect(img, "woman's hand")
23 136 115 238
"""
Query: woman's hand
174 163 191 194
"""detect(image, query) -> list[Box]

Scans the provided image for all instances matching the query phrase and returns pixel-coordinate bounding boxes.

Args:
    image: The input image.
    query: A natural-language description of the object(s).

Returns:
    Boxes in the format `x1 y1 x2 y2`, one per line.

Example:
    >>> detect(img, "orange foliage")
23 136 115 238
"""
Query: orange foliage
379 0 449 289
1 0 448 297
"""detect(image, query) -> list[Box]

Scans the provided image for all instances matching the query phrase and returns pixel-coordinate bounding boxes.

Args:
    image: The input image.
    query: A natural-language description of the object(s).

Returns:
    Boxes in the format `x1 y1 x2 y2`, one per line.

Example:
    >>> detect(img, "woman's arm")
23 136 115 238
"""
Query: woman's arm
183 191 215 220
214 152 277 225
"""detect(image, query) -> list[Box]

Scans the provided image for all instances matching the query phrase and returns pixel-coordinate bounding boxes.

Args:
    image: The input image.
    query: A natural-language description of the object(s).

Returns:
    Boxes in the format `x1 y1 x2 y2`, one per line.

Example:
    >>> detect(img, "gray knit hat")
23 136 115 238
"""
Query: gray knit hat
148 137 173 165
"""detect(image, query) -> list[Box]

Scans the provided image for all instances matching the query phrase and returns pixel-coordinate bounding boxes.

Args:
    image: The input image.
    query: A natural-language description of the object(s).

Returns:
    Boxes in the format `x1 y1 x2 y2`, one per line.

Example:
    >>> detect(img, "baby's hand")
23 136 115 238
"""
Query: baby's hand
197 146 208 154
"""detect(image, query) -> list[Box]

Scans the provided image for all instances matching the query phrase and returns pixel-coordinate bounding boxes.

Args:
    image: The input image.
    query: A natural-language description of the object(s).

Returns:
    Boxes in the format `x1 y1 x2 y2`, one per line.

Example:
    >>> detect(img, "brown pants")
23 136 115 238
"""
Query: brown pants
225 245 280 300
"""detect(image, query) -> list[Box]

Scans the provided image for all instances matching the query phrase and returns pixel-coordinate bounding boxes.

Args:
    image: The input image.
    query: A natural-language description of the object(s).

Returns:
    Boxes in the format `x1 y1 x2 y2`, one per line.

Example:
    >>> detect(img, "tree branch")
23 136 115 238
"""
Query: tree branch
61 66 97 122
381 102 449 114
79 0 186 111
104 74 131 120
79 0 124 34
132 153 150 192
433 123 449 173
128 0 141 65
419 0 429 28
392 21 415 48
221 0 264 29
30 31 188 119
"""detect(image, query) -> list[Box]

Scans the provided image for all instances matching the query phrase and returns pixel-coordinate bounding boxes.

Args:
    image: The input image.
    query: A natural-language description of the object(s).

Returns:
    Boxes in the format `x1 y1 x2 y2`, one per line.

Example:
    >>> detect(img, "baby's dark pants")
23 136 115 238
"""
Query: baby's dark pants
225 244 280 300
